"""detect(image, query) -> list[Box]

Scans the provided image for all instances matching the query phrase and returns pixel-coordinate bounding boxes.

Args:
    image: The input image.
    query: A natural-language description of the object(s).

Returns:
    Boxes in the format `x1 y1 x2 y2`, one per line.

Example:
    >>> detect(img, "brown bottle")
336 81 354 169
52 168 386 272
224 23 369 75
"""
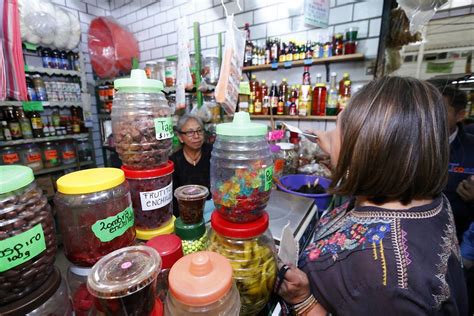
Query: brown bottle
29 111 44 138
5 107 23 140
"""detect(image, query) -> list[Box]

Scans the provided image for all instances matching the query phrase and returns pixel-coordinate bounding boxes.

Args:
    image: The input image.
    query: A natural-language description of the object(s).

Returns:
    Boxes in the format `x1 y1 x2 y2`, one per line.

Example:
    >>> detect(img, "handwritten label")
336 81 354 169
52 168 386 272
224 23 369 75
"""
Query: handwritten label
139 182 173 211
154 117 173 140
0 224 46 272
239 82 251 95
91 205 134 242
264 165 274 191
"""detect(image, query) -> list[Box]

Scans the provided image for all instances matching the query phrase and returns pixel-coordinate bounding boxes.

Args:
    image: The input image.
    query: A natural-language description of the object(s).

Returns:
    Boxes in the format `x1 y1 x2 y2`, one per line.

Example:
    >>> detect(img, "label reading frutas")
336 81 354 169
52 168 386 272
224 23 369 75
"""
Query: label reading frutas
91 205 134 242
139 182 173 211
154 117 173 140
0 224 46 272
264 166 274 191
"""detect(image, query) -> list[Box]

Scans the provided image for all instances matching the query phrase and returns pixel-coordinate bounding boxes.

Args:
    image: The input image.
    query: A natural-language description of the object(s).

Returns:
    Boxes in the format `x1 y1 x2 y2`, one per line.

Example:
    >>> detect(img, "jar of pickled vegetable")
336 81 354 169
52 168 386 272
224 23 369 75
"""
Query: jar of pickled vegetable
211 112 273 223
42 142 61 168
20 144 43 171
54 168 136 266
174 217 208 255
208 211 277 316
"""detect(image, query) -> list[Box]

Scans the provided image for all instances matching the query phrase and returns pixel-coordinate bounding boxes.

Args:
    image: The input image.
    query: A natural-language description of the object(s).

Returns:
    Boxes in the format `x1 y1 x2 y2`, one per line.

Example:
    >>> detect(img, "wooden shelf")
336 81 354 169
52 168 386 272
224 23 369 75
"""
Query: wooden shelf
25 66 81 77
249 115 337 121
0 133 89 147
242 54 364 72
34 161 94 176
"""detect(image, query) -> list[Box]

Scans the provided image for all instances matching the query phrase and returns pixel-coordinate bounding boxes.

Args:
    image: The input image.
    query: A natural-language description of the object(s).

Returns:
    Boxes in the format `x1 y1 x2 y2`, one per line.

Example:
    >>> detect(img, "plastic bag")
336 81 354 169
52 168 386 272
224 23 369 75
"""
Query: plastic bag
397 0 448 34
53 6 71 49
66 11 81 50
191 102 213 123
176 17 193 109
214 15 246 115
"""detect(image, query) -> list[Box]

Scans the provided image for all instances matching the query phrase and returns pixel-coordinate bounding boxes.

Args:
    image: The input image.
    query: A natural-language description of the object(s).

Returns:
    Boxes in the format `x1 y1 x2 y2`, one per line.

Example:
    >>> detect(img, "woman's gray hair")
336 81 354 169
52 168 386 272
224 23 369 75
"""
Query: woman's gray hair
176 114 204 132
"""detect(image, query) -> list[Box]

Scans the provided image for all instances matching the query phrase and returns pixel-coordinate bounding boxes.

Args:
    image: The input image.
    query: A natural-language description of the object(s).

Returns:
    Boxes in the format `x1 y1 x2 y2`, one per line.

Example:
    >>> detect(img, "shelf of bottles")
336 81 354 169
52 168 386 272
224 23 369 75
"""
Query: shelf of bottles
248 115 337 121
33 160 94 176
0 133 89 147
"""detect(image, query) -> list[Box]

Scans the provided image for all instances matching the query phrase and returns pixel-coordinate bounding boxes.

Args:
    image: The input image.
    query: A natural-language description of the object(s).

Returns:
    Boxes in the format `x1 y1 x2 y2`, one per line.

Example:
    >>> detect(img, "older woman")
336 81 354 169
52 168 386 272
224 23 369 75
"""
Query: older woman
277 77 468 315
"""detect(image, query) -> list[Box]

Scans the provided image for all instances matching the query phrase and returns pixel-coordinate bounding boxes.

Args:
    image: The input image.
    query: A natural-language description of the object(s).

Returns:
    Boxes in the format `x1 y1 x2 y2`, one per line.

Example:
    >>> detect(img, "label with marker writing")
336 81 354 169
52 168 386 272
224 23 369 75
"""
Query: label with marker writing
140 182 173 211
91 206 134 242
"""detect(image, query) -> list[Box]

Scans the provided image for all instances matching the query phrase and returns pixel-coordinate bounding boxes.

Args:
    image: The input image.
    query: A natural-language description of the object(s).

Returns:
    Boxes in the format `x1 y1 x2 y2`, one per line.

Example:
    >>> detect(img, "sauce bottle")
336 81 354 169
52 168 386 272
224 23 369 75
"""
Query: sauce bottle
339 73 350 95
327 72 339 116
338 80 351 112
261 80 269 115
17 108 33 139
302 66 311 85
5 107 22 140
29 111 44 138
312 83 327 116
269 80 279 115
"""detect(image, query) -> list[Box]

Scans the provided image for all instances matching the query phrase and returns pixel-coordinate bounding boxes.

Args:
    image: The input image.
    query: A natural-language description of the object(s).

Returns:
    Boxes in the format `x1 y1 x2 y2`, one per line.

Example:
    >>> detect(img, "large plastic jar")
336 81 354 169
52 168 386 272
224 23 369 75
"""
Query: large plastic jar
20 144 44 171
87 245 161 316
122 161 174 231
165 251 241 315
210 112 273 223
209 211 277 316
42 142 61 168
112 69 172 170
60 141 77 165
0 166 57 305
54 168 136 267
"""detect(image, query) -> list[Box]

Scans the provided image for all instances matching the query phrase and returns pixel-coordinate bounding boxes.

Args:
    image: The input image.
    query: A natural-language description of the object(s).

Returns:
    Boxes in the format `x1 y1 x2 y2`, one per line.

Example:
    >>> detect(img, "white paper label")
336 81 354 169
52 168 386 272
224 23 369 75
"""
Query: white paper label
139 182 173 211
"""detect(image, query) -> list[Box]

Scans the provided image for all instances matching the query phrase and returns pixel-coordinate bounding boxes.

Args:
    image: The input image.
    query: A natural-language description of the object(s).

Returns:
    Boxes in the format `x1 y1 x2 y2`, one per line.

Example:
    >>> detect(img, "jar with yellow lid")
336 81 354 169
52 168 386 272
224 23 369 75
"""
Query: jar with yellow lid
135 215 176 241
54 168 136 267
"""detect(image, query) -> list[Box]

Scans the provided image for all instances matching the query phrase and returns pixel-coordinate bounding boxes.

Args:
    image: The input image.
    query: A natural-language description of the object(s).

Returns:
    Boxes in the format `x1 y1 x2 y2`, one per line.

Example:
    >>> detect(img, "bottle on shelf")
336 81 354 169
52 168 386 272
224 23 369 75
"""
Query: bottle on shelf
327 72 338 116
299 84 312 117
333 34 344 56
65 116 73 135
40 47 51 68
47 117 56 136
316 73 322 84
2 121 12 141
323 35 333 58
339 73 350 95
51 49 61 69
269 80 279 115
292 85 300 116
289 86 297 116
238 77 249 112
29 111 44 138
261 80 269 115
279 43 286 63
338 80 351 112
302 66 311 86
244 23 253 67
42 117 50 137
17 108 33 139
25 74 37 101
252 46 259 66
32 74 48 101
312 83 327 116
5 107 22 140
265 40 271 65
250 75 260 114
71 106 81 134
271 39 279 64
279 78 289 115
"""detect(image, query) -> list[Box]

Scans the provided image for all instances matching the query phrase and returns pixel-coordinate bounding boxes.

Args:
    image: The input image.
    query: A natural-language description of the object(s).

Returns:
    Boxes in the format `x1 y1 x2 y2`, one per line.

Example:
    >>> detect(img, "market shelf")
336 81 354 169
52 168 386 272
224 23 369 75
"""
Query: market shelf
34 161 95 176
0 101 83 108
0 133 89 147
25 66 81 77
242 53 365 72
249 115 337 121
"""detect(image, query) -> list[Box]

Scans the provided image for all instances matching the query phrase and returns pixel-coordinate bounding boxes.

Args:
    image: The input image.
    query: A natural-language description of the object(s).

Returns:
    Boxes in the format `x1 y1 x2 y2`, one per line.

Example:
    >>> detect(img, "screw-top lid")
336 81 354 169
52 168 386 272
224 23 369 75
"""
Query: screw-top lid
114 69 164 93
146 234 183 270
87 246 161 299
174 217 206 240
211 211 269 239
0 166 34 194
270 144 281 153
344 80 351 86
168 251 233 306
262 80 266 84
315 83 326 88
57 168 125 194
122 161 174 179
343 72 349 78
276 142 295 150
251 74 256 79
216 112 267 136
136 216 176 240
174 185 209 201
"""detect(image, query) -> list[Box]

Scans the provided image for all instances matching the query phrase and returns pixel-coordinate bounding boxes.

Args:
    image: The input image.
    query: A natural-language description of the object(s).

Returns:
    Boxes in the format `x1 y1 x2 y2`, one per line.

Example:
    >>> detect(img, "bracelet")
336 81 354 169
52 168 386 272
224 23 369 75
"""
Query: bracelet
293 294 318 315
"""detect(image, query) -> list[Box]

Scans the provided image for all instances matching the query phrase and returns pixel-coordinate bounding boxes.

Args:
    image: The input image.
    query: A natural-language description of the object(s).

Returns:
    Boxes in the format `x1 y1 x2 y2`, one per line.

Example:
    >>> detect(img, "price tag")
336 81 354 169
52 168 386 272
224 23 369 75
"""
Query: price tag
91 205 134 242
0 224 46 272
267 130 285 141
154 117 174 140
140 182 173 211
271 62 279 70
22 101 44 112
283 61 293 68
303 59 313 65
24 42 38 51
264 165 274 191
239 81 251 95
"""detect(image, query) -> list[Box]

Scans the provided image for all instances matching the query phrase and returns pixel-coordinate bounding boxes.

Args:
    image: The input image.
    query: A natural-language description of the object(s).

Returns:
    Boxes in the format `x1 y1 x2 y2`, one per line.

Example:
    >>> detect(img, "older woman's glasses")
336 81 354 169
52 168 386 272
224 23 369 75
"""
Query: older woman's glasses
179 129 204 137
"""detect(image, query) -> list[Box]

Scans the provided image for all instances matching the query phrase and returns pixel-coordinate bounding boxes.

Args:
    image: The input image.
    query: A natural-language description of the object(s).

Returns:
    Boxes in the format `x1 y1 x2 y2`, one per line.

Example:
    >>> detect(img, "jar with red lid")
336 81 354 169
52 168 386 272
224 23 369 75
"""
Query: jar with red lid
146 234 184 302
54 168 136 267
208 211 277 316
122 161 174 232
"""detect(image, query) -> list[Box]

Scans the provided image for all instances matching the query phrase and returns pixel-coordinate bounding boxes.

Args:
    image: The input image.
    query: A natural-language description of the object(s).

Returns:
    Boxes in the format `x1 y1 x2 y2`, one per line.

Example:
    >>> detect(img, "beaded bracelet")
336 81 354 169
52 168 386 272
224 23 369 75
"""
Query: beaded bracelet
293 294 318 315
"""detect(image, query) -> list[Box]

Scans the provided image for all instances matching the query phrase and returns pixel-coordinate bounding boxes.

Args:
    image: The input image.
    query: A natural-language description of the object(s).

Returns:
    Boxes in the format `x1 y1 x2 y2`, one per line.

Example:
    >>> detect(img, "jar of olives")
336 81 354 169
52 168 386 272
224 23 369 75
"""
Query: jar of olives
174 218 208 255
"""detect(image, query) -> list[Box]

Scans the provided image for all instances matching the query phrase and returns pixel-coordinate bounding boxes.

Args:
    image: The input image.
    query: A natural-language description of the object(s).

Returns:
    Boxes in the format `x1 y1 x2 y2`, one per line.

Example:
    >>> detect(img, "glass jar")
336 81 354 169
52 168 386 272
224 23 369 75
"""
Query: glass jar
202 56 220 85
210 112 273 223
165 58 177 87
60 141 77 165
112 69 172 170
209 211 277 316
1 146 21 165
174 185 209 224
270 144 284 180
87 246 161 316
155 59 166 83
122 161 174 231
174 218 209 255
67 265 97 316
0 166 57 305
145 61 157 79
276 142 298 175
20 144 43 171
77 138 93 162
42 142 61 168
165 251 241 316
146 234 184 302
54 168 136 266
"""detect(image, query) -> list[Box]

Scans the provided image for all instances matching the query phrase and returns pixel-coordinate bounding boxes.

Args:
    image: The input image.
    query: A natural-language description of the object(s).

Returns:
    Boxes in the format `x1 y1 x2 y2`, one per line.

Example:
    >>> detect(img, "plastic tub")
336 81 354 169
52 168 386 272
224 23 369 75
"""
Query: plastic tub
174 185 208 224
277 175 332 212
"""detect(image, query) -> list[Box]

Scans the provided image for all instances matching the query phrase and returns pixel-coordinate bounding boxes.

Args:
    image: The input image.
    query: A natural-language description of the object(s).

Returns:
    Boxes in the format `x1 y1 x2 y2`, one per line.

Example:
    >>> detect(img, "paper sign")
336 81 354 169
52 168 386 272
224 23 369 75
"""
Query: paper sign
154 117 174 140
304 0 330 28
239 81 251 95
264 165 274 191
278 222 299 267
91 206 134 242
22 101 44 112
140 182 173 211
24 42 38 51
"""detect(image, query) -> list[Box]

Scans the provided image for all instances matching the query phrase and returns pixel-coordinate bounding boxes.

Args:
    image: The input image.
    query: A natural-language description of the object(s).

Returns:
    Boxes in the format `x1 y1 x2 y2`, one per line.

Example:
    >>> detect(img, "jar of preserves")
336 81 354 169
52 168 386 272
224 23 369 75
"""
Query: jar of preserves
135 216 175 241
174 218 208 255
77 138 93 162
54 168 136 266
0 166 57 305
165 251 241 315
20 144 43 171
208 211 277 316
174 185 208 224
122 161 174 231
87 245 161 316
210 112 273 223
164 57 177 87
60 141 77 165
67 265 97 316
112 69 172 170
42 142 61 168
276 142 298 175
146 234 184 302
1 146 21 165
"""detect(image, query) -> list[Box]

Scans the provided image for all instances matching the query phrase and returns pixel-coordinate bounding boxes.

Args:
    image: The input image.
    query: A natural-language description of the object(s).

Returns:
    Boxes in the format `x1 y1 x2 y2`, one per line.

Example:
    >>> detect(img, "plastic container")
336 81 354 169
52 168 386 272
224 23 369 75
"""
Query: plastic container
146 234 184 302
42 142 61 168
174 185 209 224
202 56 220 85
20 144 43 171
174 218 209 255
1 146 21 165
87 245 161 316
0 166 57 305
77 138 93 162
54 168 136 266
136 216 176 241
122 161 174 231
112 69 172 170
165 251 241 315
209 211 277 316
276 142 298 175
270 145 284 180
60 141 77 165
0 267 72 315
165 58 177 87
211 112 273 223
277 175 332 212
67 265 97 316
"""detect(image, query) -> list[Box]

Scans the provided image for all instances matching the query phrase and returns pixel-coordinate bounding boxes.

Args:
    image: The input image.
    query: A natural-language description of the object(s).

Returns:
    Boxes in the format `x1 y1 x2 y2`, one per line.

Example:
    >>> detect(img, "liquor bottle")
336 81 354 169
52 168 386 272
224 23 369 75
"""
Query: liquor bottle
29 111 44 138
269 80 279 115
279 43 286 63
302 66 311 85
254 81 262 115
252 46 258 66
261 80 269 115
279 78 289 115
339 73 350 95
5 107 22 140
244 23 253 67
338 80 351 112
250 74 259 113
17 108 33 139
265 40 271 64
271 39 279 63
327 72 338 116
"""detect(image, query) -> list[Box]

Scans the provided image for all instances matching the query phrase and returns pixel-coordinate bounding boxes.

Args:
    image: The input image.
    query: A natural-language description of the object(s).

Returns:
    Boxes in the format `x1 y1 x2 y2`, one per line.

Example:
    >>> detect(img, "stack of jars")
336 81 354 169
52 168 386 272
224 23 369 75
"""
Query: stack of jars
208 112 278 315
0 166 72 315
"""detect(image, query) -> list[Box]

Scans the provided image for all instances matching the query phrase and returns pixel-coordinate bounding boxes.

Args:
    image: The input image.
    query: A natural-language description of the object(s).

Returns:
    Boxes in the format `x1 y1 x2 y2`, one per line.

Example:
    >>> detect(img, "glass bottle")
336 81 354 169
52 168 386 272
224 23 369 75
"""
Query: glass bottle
338 80 351 112
339 72 350 95
302 66 311 85
312 83 327 116
244 23 253 67
30 111 44 138
17 108 33 139
327 72 338 116
269 80 279 115
26 74 37 101
261 80 269 115
333 33 344 56
5 107 22 140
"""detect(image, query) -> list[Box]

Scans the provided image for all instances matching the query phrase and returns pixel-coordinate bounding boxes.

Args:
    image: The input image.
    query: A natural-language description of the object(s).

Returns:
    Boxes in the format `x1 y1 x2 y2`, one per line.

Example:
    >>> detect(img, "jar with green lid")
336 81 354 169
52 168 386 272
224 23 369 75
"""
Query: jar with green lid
174 217 208 255
0 166 57 305
208 211 277 316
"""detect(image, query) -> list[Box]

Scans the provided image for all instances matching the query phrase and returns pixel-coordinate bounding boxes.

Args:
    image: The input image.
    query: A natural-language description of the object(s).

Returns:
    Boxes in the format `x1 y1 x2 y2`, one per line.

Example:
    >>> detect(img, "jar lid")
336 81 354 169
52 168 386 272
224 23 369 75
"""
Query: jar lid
174 217 206 240
168 251 233 306
87 245 161 299
114 69 164 93
136 216 176 240
0 165 34 194
57 168 125 194
211 211 269 239
122 161 174 179
174 185 209 201
146 234 183 269
69 265 92 277
270 144 281 153
216 112 267 136
276 142 295 150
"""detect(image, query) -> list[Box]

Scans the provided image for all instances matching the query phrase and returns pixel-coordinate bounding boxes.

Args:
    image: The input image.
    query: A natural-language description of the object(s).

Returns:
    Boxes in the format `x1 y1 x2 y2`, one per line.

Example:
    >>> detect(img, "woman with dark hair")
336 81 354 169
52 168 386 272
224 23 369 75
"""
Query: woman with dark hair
277 77 468 315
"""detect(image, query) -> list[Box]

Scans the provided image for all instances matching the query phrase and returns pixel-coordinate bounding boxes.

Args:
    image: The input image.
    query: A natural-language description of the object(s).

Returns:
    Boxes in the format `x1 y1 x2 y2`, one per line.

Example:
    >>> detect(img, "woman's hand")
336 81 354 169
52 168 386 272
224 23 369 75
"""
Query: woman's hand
457 176 474 203
278 265 312 304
